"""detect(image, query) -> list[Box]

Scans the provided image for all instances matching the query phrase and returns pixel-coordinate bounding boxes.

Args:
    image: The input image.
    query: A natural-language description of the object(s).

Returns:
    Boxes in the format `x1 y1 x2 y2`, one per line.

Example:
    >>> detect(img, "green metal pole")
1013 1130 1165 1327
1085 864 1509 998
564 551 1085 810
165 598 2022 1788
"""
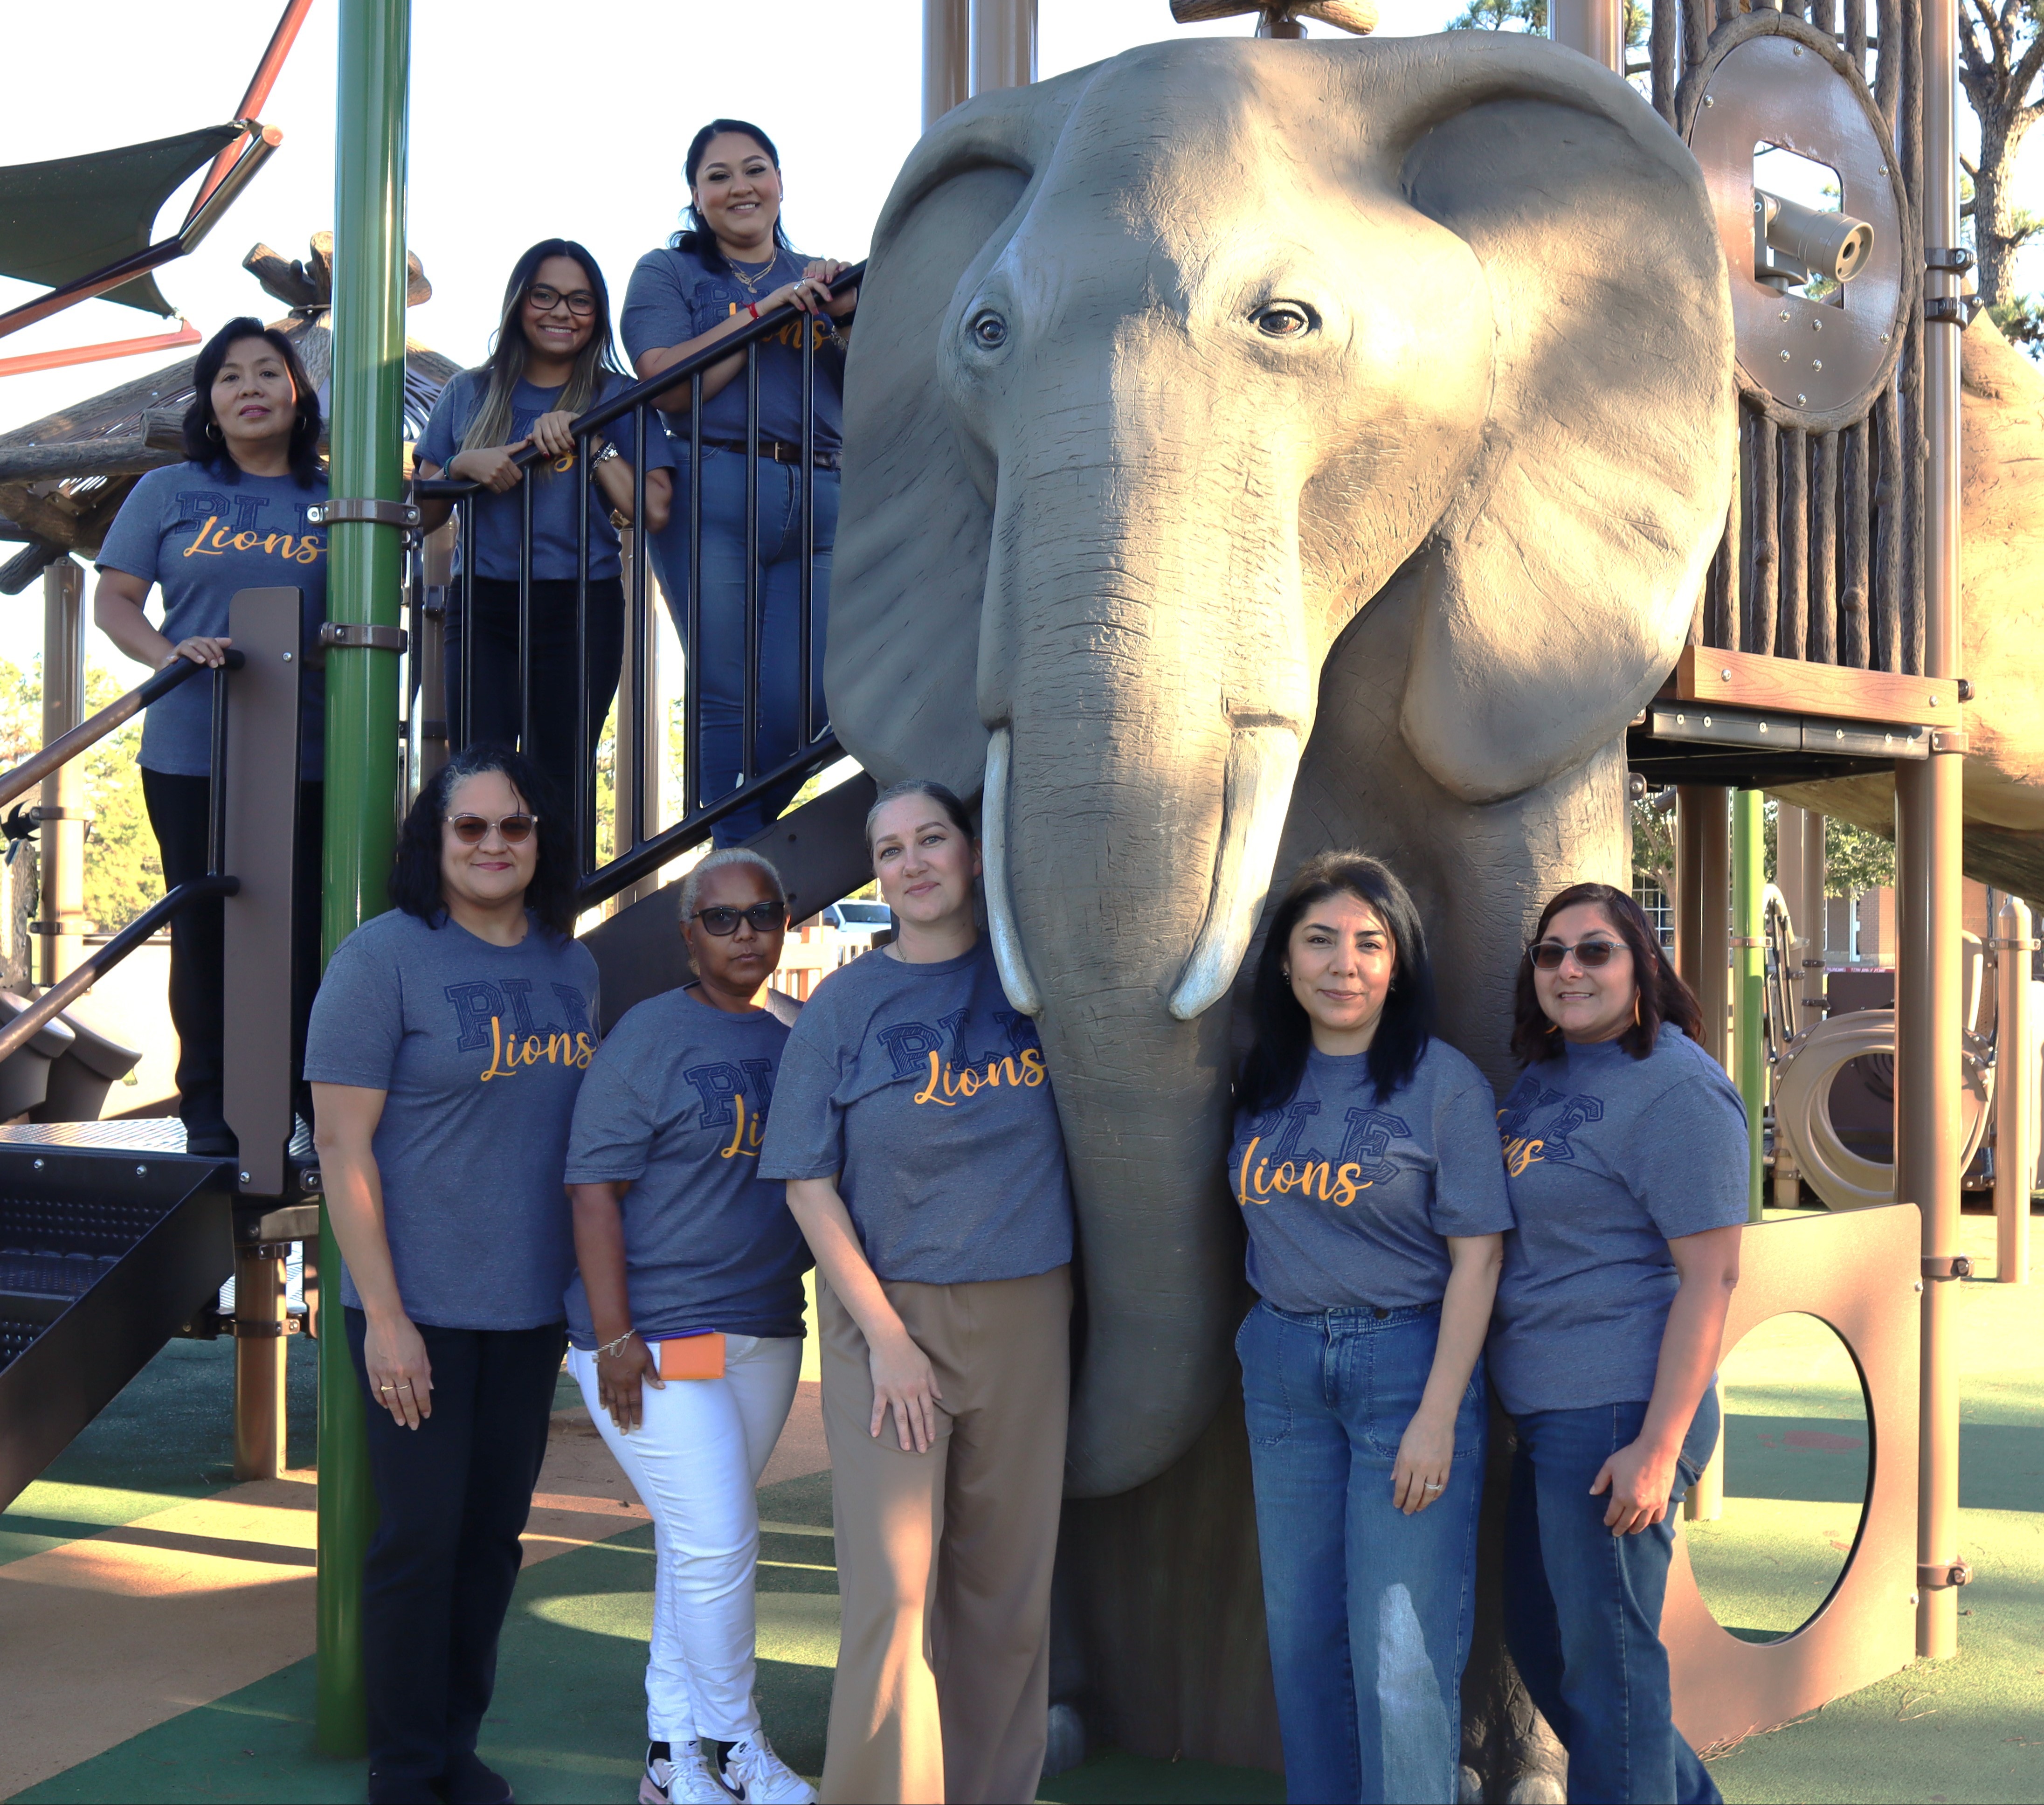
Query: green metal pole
1733 789 1767 1222
317 0 409 1758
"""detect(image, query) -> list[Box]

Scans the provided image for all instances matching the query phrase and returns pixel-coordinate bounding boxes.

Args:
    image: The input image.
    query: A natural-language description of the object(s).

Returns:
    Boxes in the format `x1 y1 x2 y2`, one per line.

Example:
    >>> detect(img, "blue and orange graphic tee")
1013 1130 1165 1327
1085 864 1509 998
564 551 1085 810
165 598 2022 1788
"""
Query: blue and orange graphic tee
304 907 600 1330
1488 1023 1749 1417
1228 1039 1513 1314
95 461 328 778
758 941 1073 1285
562 983 811 1348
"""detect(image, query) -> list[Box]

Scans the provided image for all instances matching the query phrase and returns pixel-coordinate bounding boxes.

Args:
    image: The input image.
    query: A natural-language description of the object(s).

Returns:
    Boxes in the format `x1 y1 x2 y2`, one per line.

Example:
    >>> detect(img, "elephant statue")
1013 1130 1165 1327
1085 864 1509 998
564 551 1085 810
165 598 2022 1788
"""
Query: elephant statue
827 30 1736 1784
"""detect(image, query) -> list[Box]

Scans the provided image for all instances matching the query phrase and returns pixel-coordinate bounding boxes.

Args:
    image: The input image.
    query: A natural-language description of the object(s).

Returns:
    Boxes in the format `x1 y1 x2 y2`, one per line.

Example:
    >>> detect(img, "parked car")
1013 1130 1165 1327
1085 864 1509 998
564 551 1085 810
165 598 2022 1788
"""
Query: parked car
819 899 893 945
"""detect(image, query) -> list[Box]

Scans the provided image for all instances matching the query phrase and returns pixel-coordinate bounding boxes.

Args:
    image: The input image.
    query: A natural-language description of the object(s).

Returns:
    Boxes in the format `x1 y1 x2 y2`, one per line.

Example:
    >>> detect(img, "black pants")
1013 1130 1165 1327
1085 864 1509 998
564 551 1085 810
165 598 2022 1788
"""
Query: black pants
346 1307 566 1793
140 767 323 1140
444 576 624 820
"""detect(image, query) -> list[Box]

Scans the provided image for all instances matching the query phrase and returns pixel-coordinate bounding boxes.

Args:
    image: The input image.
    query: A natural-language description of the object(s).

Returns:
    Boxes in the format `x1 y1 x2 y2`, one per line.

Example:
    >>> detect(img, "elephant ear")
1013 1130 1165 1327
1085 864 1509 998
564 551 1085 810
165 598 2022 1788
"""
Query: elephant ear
1386 38 1735 804
827 79 1082 799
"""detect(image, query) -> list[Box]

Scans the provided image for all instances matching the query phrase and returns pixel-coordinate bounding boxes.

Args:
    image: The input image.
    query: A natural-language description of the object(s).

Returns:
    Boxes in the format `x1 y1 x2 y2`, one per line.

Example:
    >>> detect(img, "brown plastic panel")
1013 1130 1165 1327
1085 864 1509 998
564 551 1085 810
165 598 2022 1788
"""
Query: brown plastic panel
1664 1202 1920 1750
220 587 305 1198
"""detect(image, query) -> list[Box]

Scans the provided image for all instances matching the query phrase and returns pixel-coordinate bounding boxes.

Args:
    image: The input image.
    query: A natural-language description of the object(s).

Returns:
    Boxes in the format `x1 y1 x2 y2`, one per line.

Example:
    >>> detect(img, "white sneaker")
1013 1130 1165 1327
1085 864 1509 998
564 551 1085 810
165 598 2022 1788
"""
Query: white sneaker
645 1740 741 1805
723 1734 816 1804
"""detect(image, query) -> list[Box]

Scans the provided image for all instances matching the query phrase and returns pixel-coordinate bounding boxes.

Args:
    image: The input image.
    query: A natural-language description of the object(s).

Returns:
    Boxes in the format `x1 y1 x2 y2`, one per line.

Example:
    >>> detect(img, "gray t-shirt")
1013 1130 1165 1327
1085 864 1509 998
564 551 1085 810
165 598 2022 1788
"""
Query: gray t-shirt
619 244 844 450
1488 1023 1750 1416
414 369 673 582
757 941 1073 1284
304 907 600 1330
95 461 328 778
562 984 811 1348
1229 1038 1515 1313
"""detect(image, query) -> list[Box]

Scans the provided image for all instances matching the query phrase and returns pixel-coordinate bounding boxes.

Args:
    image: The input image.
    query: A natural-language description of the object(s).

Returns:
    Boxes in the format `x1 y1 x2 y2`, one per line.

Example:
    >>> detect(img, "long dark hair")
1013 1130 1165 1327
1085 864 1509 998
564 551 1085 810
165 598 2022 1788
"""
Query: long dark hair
1236 852 1437 1116
669 118 797 277
1510 881 1703 1065
180 316 323 486
389 744 577 939
459 239 626 457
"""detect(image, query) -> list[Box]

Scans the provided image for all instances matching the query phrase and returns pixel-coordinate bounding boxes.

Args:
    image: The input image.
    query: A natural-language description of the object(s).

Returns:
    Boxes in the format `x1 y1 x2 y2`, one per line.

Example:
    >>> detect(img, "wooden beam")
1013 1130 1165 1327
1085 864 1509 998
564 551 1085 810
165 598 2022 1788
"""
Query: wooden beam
1666 645 1962 728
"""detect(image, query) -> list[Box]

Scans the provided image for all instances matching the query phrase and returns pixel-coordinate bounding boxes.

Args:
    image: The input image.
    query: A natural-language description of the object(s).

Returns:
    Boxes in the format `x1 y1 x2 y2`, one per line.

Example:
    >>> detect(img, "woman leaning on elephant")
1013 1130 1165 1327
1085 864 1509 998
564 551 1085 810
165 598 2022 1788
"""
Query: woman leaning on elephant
757 780 1073 1805
1491 882 1746 1805
1230 853 1512 1805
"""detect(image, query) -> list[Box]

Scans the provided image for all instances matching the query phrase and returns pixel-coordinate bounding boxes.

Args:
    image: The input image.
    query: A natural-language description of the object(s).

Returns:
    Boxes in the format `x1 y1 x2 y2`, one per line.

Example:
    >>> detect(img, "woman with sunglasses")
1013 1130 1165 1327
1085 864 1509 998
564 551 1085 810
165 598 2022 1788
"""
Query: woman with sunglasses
1229 853 1512 1805
758 781 1073 1805
94 315 329 1155
307 746 598 1805
621 118 856 845
415 238 674 810
564 848 815 1805
1491 883 1747 1805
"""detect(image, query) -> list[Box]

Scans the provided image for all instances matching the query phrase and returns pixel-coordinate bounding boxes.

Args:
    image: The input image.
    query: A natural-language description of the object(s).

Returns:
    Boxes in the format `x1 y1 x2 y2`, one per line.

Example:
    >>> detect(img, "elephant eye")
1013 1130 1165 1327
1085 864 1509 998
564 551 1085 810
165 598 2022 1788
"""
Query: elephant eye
1251 301 1317 339
969 310 1009 349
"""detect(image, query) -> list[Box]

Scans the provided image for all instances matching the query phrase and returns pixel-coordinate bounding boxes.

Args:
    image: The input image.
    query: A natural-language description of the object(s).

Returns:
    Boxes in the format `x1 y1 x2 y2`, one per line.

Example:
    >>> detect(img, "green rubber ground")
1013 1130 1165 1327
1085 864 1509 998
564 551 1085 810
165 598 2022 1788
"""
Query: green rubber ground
6 1206 2038 1803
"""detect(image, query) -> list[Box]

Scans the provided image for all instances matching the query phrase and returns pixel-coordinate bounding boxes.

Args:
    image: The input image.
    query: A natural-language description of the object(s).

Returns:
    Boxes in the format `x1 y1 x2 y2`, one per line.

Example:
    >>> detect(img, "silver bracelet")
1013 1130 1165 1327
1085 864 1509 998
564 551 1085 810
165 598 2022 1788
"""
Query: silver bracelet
597 1329 636 1359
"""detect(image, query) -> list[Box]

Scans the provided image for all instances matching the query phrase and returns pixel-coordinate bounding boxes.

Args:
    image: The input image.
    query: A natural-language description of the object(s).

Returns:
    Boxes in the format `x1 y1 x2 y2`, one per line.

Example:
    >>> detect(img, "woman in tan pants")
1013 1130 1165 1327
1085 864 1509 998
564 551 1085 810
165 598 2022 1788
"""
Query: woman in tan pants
759 779 1075 1805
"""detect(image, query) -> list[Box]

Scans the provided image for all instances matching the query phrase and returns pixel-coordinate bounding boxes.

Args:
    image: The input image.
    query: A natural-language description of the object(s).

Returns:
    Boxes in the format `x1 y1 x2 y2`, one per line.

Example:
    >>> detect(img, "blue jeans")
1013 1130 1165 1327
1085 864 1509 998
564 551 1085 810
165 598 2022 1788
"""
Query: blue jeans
1238 1300 1487 1805
1502 1392 1724 1805
647 445 836 844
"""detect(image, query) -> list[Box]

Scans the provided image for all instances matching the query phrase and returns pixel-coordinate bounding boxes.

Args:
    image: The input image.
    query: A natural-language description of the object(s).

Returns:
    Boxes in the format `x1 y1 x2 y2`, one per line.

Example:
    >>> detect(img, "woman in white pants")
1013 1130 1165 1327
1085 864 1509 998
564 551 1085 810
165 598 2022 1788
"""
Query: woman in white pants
566 849 815 1805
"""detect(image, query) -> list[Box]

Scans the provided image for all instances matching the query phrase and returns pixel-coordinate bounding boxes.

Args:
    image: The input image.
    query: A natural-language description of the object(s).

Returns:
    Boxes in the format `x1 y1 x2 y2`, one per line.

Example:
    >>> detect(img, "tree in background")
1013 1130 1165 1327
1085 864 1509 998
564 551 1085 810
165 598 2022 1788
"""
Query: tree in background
1448 0 1648 55
1960 1 2044 352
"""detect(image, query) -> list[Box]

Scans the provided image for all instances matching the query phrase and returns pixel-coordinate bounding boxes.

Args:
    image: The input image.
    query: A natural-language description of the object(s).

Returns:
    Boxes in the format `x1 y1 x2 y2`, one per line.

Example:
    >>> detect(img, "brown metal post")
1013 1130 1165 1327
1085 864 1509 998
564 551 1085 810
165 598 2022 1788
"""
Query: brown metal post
970 0 1036 94
1994 896 2033 1284
1900 0 1965 1662
1550 0 1623 71
1803 808 1828 1023
37 559 90 985
924 0 969 128
232 1241 289 1480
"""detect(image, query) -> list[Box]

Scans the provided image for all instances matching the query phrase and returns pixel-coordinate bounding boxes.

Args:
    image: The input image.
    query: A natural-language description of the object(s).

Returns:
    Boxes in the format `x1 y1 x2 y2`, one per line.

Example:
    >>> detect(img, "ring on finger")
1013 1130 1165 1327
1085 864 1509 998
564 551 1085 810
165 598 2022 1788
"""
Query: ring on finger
1423 1480 1443 1492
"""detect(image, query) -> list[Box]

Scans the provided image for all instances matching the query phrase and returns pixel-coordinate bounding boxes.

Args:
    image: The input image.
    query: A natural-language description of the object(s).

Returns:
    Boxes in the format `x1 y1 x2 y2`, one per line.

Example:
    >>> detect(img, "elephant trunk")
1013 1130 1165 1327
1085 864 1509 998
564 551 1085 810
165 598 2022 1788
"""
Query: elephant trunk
980 460 1314 1496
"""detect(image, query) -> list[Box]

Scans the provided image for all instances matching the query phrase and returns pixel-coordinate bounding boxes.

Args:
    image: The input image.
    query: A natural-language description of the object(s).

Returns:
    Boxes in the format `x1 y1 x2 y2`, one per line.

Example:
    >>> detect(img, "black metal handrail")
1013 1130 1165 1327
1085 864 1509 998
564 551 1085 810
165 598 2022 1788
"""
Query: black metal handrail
0 653 235 815
414 261 865 901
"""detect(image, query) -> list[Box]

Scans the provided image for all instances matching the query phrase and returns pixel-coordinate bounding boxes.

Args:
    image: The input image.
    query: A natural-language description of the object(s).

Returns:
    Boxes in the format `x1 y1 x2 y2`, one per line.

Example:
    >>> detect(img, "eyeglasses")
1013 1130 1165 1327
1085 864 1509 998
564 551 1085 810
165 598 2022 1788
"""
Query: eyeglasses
446 813 537 845
526 284 596 317
1527 937 1627 971
692 902 788 936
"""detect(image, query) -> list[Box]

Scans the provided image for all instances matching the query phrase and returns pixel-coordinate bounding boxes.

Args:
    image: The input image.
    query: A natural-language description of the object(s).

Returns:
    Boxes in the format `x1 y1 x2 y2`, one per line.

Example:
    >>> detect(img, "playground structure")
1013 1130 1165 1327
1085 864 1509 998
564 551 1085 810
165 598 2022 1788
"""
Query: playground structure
0 0 2036 1798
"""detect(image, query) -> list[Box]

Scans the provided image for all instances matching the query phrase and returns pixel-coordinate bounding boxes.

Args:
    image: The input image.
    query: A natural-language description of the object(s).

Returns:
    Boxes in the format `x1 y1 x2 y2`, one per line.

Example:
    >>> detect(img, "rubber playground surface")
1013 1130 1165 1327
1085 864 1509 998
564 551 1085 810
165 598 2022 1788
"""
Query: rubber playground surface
1 1210 2037 1805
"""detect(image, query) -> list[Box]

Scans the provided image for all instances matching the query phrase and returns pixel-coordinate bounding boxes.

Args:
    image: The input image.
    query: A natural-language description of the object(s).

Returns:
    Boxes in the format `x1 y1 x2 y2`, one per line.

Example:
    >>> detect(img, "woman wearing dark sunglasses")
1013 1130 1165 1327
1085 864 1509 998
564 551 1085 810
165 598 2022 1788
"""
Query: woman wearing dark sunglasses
306 746 598 1805
415 238 675 810
562 848 816 1805
1490 882 1747 1805
1229 853 1512 1804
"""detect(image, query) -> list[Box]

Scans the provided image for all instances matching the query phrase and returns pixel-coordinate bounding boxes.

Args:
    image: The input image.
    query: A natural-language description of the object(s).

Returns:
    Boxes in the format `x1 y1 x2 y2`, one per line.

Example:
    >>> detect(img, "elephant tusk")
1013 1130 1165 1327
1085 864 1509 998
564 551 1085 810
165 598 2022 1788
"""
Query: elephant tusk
1168 724 1301 1022
981 726 1044 1017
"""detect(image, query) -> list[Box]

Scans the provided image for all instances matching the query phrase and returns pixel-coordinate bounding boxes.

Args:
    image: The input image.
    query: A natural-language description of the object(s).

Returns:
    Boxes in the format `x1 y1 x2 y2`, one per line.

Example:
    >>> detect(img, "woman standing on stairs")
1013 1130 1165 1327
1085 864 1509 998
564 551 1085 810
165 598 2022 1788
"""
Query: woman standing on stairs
565 847 816 1805
307 745 599 1805
414 238 674 811
1491 882 1746 1805
759 780 1075 1805
621 119 858 846
94 316 330 1157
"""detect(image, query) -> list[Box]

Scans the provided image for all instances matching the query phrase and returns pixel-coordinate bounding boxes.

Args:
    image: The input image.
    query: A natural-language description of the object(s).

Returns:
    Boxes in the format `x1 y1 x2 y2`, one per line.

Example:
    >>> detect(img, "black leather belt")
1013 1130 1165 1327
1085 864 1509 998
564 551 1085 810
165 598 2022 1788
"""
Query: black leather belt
699 437 840 470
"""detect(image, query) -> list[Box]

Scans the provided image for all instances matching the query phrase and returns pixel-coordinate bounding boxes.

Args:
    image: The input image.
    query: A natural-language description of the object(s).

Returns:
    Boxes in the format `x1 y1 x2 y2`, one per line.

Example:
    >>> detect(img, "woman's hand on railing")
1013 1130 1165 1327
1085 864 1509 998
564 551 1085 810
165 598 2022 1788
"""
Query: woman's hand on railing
168 636 234 669
448 442 532 493
529 411 579 462
803 259 859 319
764 275 838 317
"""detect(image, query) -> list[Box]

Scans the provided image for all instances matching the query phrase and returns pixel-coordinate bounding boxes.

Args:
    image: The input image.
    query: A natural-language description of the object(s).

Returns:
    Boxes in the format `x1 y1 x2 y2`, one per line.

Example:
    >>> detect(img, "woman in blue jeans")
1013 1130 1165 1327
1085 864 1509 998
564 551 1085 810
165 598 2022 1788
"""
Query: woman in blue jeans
1230 854 1513 1804
1491 882 1747 1804
621 118 858 844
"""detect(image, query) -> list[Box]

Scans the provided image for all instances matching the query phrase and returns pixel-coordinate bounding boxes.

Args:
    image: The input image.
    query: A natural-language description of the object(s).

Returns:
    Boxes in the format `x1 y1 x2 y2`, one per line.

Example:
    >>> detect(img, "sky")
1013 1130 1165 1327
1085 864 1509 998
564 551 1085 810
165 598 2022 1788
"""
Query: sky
2 0 2034 678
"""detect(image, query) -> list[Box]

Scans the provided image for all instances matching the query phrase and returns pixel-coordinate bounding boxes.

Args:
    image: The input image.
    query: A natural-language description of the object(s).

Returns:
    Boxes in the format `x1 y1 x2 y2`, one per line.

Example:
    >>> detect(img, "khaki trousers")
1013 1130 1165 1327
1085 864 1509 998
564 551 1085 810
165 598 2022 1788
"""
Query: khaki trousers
817 1266 1071 1805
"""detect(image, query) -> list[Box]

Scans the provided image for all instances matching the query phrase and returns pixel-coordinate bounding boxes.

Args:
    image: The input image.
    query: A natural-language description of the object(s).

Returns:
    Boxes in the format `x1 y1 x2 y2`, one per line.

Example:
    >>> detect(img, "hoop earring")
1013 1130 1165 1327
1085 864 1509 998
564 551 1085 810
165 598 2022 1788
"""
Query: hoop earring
205 419 222 442
1633 994 1643 1026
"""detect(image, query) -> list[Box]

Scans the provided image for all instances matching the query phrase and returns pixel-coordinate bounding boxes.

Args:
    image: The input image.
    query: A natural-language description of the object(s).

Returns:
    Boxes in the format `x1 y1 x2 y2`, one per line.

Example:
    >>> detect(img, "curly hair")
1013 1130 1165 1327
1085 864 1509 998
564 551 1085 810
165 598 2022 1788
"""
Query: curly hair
388 744 578 939
1509 881 1703 1065
180 317 324 486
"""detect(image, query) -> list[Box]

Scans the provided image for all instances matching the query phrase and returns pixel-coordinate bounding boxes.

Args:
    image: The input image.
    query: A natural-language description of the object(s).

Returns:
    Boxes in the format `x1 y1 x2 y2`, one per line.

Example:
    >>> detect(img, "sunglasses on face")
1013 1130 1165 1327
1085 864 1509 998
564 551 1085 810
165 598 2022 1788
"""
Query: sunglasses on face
1528 937 1627 971
446 813 537 845
526 284 596 317
692 902 789 936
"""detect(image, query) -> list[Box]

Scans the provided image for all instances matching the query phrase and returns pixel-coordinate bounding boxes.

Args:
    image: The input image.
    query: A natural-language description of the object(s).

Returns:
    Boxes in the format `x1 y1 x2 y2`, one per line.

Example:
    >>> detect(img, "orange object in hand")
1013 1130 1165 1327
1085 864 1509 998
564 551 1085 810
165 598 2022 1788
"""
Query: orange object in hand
658 1333 726 1380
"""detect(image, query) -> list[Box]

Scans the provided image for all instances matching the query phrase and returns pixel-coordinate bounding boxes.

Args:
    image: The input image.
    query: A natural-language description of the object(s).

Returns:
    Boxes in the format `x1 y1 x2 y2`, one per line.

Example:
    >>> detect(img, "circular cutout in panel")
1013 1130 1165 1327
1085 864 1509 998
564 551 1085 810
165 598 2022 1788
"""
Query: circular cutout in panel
1683 15 1911 430
1685 1311 1871 1642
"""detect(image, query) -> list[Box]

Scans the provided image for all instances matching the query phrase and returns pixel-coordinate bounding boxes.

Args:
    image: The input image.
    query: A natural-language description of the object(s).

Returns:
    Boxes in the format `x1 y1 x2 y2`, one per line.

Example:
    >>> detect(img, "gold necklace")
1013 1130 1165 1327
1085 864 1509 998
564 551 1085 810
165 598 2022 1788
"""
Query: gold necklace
728 251 778 295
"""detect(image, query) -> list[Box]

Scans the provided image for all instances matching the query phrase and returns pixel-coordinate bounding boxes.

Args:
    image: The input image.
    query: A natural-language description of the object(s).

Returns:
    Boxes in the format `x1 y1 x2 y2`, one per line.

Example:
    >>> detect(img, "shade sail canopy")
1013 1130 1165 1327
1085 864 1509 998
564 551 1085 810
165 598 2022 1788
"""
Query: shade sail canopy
0 126 240 315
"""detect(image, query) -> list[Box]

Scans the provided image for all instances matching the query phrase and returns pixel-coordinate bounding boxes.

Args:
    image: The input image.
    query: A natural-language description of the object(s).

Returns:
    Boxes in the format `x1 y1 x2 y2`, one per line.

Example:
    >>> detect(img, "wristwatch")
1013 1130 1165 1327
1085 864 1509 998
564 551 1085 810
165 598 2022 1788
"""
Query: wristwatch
594 442 621 466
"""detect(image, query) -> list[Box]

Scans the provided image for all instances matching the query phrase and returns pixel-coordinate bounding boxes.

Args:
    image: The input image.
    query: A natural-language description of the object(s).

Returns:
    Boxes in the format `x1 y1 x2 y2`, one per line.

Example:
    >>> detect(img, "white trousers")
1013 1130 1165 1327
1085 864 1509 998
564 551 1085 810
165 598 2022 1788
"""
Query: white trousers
567 1334 804 1743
